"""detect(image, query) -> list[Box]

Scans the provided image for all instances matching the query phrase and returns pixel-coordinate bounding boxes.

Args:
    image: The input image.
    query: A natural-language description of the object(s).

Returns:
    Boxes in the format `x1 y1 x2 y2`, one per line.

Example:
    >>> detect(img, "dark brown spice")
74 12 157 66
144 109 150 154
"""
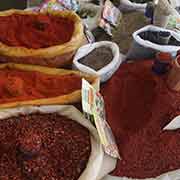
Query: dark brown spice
79 46 113 71
0 113 91 180
139 31 180 46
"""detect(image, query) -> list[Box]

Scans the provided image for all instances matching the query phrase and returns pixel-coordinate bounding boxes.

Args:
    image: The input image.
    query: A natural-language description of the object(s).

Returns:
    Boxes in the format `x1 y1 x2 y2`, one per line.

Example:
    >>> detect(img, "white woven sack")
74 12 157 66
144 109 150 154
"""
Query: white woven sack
119 0 147 12
0 105 117 180
169 0 180 9
73 41 125 83
102 169 180 180
127 25 180 60
153 0 180 28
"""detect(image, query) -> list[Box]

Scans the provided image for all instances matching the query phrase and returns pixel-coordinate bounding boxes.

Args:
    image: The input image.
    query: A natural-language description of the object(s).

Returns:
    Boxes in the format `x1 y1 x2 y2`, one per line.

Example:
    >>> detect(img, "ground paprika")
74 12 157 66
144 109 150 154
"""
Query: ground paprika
0 13 74 49
101 60 180 178
0 68 82 104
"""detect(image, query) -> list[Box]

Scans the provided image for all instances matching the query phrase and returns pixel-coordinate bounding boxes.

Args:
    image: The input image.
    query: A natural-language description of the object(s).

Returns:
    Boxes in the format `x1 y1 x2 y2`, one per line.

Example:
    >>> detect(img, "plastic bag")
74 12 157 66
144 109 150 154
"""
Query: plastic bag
102 0 121 27
118 0 147 12
78 2 102 31
99 0 121 36
73 41 125 82
37 0 79 12
126 25 180 60
153 0 180 28
0 105 117 180
167 14 180 32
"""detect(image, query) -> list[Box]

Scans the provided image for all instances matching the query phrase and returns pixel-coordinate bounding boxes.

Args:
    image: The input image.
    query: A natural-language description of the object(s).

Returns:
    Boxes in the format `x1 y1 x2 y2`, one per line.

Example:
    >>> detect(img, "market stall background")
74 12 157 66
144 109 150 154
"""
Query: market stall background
0 0 179 180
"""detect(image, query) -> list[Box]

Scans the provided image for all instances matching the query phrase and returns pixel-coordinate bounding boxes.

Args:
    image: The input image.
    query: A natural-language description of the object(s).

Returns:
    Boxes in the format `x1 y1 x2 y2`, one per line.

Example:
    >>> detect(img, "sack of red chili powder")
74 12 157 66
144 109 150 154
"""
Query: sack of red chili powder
0 105 117 180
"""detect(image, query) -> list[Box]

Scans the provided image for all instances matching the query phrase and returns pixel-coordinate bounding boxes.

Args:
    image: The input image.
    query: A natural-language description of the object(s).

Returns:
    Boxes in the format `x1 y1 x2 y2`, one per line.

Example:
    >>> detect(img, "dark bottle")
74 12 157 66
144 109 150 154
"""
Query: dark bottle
152 52 172 75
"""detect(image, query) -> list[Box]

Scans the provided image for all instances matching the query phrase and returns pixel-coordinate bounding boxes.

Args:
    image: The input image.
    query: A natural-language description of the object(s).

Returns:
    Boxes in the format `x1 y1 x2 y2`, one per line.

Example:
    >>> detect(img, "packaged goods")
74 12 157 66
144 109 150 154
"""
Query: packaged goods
153 0 180 30
99 0 121 36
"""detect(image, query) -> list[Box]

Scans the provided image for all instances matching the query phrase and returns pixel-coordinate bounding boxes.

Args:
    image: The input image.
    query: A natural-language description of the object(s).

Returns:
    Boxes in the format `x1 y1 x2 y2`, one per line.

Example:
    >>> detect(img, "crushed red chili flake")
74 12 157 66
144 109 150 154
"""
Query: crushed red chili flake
101 60 180 178
0 113 91 180
18 129 42 156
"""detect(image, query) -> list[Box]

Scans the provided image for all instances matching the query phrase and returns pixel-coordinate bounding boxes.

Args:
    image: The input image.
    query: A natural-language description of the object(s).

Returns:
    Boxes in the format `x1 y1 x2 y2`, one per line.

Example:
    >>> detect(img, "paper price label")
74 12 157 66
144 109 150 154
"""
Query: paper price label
82 79 120 159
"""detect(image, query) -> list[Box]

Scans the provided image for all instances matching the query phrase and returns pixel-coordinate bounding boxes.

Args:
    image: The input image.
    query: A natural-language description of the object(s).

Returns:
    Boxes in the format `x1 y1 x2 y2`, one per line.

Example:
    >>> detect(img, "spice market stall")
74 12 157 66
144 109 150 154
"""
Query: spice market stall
0 4 118 180
0 0 179 180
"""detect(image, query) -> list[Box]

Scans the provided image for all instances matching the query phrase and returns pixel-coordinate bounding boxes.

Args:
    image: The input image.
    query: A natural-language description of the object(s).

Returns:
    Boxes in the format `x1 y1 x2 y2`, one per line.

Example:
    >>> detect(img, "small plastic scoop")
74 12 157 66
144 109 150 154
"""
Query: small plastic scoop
163 115 180 130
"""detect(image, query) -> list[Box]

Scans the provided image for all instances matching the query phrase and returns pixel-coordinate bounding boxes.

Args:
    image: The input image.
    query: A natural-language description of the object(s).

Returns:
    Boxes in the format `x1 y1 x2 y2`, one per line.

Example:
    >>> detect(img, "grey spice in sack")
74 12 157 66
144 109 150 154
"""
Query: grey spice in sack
78 47 113 71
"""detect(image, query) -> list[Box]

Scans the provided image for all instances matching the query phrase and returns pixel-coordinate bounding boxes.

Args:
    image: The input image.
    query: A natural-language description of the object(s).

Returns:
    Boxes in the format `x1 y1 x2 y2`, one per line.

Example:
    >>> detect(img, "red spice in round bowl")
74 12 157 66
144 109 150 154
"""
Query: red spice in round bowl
0 13 74 49
0 113 91 179
101 60 180 178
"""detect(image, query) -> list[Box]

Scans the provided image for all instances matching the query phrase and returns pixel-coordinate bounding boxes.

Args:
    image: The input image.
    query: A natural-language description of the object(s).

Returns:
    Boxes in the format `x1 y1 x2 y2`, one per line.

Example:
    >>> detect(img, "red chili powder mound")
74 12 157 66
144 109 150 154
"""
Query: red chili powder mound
101 60 180 178
0 14 74 49
0 69 82 104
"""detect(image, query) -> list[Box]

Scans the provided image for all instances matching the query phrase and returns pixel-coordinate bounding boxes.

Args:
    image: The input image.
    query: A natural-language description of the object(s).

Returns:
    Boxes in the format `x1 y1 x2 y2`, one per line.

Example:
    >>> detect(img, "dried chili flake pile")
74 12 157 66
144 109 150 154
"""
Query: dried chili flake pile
101 60 180 178
0 113 91 180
